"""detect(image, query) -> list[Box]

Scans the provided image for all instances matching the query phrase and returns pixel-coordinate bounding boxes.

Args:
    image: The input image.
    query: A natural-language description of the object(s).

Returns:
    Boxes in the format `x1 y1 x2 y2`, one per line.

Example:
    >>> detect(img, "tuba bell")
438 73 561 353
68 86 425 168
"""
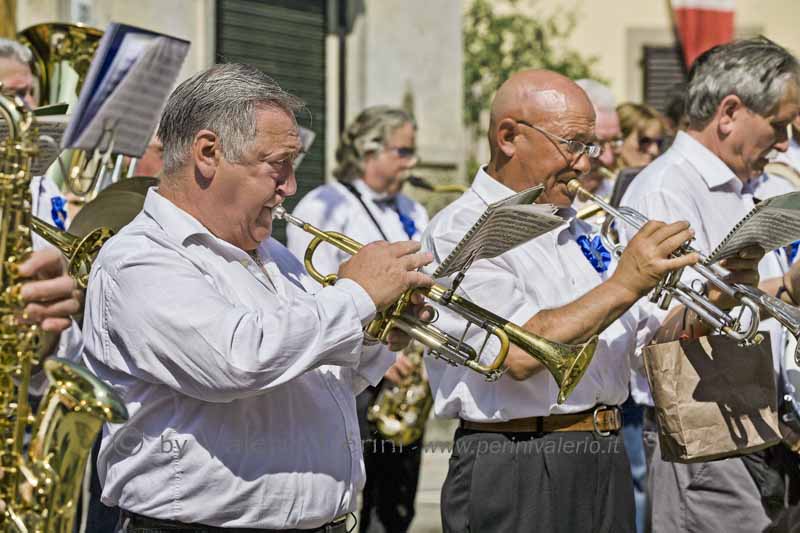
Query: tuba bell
18 23 114 200
18 23 103 108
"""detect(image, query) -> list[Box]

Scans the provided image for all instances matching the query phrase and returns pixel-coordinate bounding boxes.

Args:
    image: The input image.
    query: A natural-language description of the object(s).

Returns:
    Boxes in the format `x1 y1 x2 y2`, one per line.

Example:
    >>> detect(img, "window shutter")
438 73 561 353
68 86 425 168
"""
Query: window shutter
642 45 686 114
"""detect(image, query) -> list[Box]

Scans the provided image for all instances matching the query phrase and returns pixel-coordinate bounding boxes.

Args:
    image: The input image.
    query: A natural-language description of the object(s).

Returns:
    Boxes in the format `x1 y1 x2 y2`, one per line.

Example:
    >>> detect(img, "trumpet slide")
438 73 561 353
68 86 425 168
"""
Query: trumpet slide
274 206 597 403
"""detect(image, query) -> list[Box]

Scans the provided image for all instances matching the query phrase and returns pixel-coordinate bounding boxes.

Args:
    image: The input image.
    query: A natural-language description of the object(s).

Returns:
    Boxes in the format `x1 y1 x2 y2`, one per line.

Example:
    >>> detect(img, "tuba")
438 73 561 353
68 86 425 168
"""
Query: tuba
274 206 597 404
0 89 127 533
18 23 114 200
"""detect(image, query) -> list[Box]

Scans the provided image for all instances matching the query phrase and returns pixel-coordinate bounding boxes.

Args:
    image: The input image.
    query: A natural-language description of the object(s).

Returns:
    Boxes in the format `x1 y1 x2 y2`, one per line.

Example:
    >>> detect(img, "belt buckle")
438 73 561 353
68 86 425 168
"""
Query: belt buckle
592 405 612 437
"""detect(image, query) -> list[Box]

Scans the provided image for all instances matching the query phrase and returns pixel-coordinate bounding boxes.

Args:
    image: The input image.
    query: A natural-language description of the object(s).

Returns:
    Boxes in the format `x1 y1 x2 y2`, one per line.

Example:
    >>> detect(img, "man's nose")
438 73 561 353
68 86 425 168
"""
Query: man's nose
599 148 615 168
574 153 592 175
278 170 298 197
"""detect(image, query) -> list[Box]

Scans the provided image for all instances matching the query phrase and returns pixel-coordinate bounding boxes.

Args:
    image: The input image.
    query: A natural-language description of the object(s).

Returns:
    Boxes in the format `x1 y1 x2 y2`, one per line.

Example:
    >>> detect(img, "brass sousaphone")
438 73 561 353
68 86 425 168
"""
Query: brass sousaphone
18 23 111 198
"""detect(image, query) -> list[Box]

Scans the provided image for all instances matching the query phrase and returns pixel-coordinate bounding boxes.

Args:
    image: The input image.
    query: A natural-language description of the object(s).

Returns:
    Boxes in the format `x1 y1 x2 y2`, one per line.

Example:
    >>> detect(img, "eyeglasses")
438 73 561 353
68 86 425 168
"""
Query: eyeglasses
602 138 625 153
514 119 602 159
386 146 417 159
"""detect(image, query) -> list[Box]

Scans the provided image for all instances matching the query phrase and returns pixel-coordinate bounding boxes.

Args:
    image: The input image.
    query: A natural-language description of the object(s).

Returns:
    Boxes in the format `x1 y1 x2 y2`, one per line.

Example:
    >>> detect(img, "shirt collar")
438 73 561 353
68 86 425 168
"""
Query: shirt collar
142 188 255 260
470 165 517 205
670 131 741 192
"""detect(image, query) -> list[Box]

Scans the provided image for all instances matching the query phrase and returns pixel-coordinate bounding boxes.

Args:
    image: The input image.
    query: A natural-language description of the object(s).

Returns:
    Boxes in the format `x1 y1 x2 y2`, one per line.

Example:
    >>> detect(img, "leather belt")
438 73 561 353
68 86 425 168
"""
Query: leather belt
460 406 622 436
121 510 351 532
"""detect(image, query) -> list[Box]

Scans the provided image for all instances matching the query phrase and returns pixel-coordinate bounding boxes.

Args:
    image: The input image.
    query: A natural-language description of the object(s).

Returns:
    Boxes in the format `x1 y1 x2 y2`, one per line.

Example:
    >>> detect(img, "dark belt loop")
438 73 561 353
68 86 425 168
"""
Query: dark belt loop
536 416 543 433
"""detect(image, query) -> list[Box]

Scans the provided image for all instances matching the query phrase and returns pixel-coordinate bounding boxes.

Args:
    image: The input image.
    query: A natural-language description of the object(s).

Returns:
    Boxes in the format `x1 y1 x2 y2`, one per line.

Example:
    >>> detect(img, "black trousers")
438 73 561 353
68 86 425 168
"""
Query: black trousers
441 427 635 533
356 386 423 533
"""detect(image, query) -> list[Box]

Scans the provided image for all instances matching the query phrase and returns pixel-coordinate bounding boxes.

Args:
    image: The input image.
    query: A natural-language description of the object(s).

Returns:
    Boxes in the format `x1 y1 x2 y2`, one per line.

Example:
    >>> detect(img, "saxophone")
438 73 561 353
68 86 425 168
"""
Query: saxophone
367 343 433 447
0 91 128 533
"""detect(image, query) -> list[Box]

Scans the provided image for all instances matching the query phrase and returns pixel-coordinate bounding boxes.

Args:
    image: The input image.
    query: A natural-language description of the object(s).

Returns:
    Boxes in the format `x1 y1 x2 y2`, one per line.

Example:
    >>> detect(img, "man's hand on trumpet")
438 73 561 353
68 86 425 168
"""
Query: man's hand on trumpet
708 246 764 310
337 240 435 354
338 240 434 311
609 220 700 301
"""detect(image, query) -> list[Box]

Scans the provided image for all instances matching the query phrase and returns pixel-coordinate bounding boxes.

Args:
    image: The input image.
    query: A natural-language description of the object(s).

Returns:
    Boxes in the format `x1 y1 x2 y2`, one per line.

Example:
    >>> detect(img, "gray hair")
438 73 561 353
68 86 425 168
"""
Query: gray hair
686 37 800 129
157 63 304 176
575 79 616 112
334 106 416 182
0 37 32 65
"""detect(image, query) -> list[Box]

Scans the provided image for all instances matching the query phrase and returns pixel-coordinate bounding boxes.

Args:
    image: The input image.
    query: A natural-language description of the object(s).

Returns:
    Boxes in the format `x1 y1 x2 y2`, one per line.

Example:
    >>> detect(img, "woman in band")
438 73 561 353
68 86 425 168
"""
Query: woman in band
617 102 668 168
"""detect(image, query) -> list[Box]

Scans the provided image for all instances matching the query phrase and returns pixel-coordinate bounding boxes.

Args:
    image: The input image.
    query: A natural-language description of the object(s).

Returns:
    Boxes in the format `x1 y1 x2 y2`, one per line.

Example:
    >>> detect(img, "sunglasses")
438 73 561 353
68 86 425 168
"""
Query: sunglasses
386 146 417 159
638 136 665 151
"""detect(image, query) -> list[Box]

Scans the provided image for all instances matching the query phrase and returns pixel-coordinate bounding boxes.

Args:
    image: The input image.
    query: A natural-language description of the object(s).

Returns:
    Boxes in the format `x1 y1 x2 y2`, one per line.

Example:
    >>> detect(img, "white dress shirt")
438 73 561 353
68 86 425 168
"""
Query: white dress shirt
620 131 789 405
287 178 429 279
419 167 662 421
82 188 395 529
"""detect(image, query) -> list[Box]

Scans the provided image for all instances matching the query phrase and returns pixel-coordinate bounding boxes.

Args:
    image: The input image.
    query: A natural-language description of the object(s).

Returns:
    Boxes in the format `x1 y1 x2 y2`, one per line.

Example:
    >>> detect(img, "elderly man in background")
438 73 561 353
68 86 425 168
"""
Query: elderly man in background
621 37 800 533
82 63 435 532
573 78 622 212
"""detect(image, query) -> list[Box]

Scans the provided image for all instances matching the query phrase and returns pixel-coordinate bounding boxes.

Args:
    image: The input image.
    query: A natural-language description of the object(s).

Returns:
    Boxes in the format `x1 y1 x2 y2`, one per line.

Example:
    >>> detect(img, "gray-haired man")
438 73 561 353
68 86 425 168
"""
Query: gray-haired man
621 37 800 532
82 63 434 532
574 79 622 204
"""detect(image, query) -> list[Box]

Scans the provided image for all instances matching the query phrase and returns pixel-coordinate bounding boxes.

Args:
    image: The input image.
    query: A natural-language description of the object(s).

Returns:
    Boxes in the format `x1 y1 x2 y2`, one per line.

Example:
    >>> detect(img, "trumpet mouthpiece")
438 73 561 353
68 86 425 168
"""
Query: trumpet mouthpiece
272 205 287 220
565 179 582 195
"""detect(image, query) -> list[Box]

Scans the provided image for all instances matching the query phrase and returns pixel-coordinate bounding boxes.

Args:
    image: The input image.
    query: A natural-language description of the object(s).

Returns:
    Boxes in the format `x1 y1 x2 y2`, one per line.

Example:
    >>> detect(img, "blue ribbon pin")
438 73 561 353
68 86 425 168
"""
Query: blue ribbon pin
577 234 612 273
50 196 67 231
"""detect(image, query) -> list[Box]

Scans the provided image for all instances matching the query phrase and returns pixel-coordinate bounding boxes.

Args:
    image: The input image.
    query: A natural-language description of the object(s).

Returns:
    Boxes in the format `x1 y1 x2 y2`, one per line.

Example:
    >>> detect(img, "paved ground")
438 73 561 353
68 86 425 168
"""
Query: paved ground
354 417 457 533
409 418 458 533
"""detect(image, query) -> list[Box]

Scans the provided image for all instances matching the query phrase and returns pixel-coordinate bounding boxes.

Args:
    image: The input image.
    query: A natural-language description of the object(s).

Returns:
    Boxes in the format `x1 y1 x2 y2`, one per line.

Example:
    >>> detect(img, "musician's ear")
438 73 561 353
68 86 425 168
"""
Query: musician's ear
718 94 744 136
193 129 221 179
496 118 518 158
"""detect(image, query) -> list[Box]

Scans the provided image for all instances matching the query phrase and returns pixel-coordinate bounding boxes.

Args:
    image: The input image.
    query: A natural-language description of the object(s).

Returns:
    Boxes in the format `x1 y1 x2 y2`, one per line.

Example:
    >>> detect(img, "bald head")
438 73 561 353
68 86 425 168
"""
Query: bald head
485 69 596 205
490 70 594 142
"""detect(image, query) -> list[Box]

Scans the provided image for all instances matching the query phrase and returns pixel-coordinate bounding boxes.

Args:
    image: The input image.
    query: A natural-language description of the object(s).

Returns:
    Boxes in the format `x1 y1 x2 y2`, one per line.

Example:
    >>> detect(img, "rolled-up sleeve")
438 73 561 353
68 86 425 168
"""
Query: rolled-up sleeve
84 243 375 403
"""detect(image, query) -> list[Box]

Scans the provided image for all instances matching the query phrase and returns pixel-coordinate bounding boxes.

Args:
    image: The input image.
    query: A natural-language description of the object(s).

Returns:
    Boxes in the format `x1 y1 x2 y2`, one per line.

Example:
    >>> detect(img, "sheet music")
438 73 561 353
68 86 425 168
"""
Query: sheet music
68 36 189 156
708 192 800 263
0 114 69 175
433 186 565 278
32 116 69 175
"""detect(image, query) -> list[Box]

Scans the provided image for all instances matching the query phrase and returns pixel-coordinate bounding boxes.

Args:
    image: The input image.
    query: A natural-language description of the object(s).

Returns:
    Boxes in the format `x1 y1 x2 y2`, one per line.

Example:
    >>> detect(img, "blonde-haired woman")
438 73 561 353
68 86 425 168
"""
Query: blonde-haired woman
617 103 668 168
288 105 428 533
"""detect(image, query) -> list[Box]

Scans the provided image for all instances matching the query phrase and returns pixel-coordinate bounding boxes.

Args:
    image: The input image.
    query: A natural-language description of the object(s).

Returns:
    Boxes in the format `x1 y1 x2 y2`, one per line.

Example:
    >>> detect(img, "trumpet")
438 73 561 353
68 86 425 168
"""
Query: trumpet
274 206 597 403
566 178 787 345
